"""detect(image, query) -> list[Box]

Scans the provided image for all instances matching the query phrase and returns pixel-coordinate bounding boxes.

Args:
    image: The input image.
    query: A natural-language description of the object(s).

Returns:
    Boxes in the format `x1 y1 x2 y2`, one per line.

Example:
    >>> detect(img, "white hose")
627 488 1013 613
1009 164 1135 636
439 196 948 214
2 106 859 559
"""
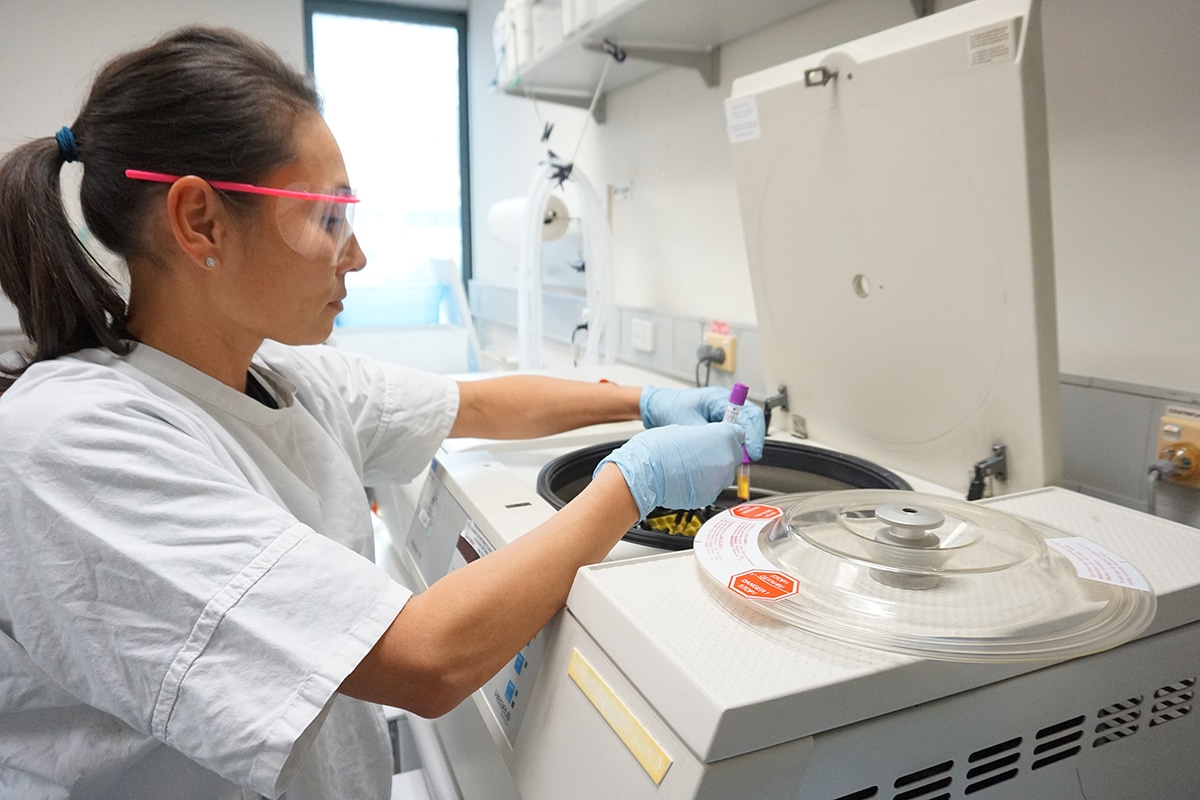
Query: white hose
572 166 615 366
515 161 614 370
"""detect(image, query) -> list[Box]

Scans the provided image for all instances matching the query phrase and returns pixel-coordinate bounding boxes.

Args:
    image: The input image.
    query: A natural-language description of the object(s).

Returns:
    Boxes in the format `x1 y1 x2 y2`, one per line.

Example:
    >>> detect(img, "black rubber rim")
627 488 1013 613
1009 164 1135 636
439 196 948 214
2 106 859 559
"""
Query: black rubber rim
536 439 911 551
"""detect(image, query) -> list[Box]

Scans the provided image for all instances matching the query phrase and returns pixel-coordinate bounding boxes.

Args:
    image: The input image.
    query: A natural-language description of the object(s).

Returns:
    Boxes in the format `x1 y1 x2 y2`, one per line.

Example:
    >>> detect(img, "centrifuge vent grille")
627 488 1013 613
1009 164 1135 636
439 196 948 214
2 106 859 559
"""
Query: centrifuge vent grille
892 760 953 800
822 676 1196 800
1149 677 1195 728
1030 715 1084 770
1092 695 1143 747
963 737 1021 795
832 788 878 800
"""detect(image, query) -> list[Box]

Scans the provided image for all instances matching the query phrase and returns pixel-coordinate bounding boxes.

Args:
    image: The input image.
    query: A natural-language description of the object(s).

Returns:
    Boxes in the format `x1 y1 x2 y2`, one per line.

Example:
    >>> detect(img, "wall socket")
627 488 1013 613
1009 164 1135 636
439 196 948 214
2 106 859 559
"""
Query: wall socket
703 332 736 372
631 317 655 353
1158 407 1200 488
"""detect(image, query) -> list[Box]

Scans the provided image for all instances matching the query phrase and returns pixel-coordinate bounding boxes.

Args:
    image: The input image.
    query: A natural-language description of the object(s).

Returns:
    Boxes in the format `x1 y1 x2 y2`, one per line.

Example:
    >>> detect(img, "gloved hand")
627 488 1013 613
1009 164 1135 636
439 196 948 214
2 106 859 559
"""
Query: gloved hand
639 385 766 460
595 423 744 519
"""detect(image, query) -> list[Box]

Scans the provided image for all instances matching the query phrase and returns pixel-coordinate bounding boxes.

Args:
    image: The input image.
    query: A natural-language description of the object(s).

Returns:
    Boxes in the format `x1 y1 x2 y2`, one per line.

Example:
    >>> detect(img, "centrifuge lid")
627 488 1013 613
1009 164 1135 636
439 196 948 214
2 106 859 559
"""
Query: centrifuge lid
727 0 1062 495
694 491 1156 662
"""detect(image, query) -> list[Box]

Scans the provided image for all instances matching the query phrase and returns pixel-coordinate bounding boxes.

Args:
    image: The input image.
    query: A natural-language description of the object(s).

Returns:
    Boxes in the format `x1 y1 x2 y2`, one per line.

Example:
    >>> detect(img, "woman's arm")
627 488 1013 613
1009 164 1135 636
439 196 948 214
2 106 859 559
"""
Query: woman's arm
341 420 743 716
449 375 642 440
339 463 640 717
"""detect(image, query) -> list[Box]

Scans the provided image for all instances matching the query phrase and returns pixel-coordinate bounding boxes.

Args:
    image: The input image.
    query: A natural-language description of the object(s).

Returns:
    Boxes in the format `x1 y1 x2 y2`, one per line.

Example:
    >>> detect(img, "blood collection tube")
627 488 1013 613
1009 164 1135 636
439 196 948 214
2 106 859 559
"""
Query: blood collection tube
723 383 752 502
736 452 752 503
722 382 749 425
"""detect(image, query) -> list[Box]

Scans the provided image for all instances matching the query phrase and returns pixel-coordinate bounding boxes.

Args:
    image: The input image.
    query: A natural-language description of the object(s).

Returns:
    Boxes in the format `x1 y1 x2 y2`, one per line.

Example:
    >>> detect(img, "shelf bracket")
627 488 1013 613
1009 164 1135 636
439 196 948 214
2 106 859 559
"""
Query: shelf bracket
911 0 934 17
582 40 721 88
502 86 607 123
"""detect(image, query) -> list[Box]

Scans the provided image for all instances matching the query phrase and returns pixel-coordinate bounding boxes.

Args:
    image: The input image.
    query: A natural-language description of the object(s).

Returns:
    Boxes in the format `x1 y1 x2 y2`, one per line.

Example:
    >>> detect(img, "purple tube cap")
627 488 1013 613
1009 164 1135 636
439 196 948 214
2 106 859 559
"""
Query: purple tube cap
728 382 749 406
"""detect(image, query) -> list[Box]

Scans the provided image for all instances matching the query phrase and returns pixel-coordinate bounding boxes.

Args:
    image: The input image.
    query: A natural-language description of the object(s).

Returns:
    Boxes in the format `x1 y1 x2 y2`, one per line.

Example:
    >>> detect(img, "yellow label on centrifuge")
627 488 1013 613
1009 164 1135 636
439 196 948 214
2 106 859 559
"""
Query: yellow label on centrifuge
567 648 672 784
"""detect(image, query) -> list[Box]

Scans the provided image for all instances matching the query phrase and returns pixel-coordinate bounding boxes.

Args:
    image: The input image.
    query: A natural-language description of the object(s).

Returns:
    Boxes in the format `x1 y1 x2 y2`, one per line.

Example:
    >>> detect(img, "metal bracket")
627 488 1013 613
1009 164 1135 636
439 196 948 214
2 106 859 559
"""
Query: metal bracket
967 444 1008 500
762 385 791 435
582 40 721 87
975 444 1009 482
504 86 607 123
803 66 837 88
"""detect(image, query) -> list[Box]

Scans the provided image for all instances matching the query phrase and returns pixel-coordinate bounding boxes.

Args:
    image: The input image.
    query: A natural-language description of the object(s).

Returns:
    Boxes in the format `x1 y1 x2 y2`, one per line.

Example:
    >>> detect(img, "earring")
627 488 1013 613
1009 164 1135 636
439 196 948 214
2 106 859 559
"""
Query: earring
204 257 216 267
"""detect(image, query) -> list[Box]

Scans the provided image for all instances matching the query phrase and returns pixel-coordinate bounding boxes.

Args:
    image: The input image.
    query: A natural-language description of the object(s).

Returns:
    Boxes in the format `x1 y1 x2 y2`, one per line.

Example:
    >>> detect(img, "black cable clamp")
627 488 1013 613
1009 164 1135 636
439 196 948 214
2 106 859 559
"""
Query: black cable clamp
601 38 627 63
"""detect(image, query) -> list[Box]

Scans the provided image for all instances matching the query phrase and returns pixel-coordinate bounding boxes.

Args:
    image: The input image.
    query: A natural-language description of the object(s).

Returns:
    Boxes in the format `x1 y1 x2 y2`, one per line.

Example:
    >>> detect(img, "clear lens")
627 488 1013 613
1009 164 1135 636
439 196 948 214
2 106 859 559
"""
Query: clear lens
275 184 357 265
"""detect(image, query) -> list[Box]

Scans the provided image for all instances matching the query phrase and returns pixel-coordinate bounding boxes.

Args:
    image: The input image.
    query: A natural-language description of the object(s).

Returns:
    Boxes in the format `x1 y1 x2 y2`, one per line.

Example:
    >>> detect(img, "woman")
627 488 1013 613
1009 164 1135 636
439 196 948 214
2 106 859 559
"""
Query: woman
0 27 762 799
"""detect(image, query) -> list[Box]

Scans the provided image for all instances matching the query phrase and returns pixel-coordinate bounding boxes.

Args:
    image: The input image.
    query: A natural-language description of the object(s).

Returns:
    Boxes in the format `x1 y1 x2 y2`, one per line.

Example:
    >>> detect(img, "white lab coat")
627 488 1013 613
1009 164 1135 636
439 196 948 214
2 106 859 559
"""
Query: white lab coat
0 341 459 799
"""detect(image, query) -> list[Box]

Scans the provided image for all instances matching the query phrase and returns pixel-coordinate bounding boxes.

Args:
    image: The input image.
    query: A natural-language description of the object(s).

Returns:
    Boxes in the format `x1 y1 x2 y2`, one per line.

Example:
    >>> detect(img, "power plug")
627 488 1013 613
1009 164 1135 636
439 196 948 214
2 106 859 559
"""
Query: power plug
703 332 736 372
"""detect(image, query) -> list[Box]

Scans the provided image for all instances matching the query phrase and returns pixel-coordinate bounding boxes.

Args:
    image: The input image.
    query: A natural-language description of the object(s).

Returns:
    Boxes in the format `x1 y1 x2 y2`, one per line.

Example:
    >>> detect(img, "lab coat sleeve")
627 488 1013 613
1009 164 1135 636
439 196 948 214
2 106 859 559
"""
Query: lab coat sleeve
0 388 409 797
259 341 459 487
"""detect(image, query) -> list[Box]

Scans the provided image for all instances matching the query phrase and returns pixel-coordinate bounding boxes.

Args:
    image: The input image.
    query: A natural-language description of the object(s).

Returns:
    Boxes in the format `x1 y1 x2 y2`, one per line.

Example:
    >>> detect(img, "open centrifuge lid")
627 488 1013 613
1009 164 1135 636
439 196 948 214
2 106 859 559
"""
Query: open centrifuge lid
694 491 1156 662
727 0 1062 496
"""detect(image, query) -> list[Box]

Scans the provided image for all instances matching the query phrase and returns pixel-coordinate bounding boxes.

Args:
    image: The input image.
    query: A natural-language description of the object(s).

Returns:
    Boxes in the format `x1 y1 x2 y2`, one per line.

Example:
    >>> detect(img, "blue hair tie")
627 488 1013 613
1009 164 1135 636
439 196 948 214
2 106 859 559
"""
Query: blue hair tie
55 126 79 163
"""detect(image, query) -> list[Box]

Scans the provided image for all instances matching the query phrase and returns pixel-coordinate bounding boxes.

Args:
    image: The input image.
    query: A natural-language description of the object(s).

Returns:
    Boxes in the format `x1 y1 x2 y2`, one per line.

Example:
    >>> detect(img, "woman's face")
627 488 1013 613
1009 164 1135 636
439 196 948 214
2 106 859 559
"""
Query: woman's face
217 111 366 345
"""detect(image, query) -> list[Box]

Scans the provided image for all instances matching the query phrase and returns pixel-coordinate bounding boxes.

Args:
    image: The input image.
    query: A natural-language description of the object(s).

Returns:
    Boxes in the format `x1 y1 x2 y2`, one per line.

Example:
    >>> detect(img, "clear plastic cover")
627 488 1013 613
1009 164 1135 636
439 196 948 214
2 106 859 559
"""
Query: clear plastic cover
694 491 1157 662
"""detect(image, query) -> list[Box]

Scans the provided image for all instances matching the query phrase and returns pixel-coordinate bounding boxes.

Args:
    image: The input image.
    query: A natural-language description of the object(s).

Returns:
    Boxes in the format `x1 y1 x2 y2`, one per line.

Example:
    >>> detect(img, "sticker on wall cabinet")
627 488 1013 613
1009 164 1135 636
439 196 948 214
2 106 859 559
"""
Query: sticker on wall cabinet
567 648 672 784
725 95 761 143
1047 537 1151 592
968 18 1018 68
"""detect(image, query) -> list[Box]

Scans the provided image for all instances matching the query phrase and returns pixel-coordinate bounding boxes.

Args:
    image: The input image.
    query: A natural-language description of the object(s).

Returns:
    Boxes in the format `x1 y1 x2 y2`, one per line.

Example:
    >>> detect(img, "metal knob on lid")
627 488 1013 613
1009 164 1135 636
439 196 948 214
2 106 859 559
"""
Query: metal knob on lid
872 503 948 589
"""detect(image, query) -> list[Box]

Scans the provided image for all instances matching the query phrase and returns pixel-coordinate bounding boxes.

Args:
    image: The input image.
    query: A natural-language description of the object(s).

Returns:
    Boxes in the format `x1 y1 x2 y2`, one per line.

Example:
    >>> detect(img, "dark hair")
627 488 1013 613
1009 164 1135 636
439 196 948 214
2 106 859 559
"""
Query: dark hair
0 26 321 391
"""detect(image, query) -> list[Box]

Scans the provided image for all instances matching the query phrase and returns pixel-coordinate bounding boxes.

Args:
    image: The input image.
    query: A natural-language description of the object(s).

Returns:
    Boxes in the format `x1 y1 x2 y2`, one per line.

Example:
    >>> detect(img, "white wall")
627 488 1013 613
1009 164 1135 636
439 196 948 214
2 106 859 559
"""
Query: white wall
1040 0 1199 391
0 0 307 331
466 0 1200 393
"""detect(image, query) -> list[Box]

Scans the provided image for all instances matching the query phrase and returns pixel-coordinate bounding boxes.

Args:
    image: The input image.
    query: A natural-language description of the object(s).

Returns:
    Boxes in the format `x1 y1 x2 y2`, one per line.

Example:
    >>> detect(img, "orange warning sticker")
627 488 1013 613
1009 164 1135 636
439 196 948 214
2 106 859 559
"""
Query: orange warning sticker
728 504 782 521
728 569 798 601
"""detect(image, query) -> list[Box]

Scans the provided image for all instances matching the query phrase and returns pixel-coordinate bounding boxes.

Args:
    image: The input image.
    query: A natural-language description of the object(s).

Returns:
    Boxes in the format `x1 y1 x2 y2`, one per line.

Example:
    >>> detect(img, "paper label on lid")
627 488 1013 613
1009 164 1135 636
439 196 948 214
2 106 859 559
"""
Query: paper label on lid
968 19 1018 68
725 96 762 143
1046 537 1151 592
695 506 794 599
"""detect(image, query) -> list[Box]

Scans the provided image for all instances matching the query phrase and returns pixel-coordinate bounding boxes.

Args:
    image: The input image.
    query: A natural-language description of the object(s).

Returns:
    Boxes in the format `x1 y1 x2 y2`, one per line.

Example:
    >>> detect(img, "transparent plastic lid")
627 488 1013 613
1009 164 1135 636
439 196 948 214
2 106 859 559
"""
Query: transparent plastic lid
693 491 1157 662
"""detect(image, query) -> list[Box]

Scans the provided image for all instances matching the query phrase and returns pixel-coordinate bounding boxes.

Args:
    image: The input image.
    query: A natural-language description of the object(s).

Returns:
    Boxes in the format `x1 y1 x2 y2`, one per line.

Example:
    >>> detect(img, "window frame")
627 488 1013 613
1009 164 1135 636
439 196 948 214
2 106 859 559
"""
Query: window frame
303 0 473 287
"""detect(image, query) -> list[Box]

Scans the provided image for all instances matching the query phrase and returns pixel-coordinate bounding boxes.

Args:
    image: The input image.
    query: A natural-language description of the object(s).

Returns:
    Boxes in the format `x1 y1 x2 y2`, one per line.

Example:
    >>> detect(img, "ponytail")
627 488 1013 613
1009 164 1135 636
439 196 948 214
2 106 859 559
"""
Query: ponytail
0 136 131 391
0 26 320 392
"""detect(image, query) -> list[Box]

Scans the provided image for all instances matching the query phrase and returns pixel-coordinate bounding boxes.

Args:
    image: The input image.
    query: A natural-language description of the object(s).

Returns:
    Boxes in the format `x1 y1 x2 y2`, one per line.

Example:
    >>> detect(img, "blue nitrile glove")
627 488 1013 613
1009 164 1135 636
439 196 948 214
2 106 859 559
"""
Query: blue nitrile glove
639 385 766 460
594 423 744 519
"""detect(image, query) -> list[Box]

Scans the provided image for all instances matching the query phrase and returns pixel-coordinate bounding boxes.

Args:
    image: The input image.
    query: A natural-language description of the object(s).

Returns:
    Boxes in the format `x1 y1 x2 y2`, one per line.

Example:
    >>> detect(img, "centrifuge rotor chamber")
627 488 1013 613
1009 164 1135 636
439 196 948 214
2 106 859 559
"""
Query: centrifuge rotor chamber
536 439 911 550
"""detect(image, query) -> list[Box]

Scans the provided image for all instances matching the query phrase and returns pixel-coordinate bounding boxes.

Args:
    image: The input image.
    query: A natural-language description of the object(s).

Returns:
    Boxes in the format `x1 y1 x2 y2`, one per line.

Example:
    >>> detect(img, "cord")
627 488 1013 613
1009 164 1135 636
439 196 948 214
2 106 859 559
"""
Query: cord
694 344 725 387
571 322 588 367
1146 458 1176 517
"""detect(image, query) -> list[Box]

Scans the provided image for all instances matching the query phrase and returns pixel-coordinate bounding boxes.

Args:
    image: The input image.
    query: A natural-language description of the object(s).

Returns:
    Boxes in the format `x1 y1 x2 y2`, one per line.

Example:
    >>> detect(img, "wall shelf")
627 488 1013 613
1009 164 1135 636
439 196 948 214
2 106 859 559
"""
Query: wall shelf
501 0 835 121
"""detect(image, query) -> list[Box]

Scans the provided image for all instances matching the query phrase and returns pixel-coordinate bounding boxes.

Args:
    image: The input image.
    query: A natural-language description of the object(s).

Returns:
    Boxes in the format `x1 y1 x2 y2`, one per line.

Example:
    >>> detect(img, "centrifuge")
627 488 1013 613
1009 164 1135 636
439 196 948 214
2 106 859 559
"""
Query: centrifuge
378 1 1200 797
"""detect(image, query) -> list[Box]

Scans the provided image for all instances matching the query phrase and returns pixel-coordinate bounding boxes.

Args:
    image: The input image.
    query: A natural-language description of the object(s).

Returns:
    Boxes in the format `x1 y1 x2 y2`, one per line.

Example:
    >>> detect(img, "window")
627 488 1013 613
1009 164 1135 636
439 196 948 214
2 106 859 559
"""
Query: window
305 1 471 327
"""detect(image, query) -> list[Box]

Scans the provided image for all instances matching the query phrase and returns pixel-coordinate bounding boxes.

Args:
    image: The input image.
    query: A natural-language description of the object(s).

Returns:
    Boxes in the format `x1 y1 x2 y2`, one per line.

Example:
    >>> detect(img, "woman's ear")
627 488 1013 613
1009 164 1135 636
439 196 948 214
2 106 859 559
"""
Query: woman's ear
165 176 224 268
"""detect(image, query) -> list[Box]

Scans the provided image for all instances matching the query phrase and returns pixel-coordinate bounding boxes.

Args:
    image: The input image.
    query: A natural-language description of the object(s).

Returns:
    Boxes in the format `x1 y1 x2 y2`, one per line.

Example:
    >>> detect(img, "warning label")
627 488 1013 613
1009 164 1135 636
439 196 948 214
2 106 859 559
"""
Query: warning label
729 570 799 601
728 504 783 521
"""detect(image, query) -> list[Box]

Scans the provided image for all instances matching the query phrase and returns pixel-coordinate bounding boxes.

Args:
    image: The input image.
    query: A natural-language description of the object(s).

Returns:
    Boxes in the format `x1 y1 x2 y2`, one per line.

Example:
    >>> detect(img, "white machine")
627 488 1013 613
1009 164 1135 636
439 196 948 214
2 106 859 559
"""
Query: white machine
379 1 1200 798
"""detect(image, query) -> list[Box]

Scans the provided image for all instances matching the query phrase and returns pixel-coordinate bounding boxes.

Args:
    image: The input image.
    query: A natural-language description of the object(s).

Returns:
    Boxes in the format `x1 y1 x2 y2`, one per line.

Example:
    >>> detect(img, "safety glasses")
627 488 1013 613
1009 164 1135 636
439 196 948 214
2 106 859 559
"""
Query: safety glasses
125 169 359 266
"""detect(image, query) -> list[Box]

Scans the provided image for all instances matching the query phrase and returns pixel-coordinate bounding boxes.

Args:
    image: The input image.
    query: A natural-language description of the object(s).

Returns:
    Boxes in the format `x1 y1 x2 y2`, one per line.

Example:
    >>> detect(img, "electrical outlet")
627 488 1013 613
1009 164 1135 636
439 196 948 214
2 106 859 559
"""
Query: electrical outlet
631 318 655 353
1158 407 1200 489
703 332 736 373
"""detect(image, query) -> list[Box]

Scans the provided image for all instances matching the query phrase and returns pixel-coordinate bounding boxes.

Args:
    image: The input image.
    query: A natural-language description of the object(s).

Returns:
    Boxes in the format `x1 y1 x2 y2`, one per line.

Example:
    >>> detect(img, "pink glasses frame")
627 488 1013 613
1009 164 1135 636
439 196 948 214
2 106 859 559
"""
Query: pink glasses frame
124 169 359 204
